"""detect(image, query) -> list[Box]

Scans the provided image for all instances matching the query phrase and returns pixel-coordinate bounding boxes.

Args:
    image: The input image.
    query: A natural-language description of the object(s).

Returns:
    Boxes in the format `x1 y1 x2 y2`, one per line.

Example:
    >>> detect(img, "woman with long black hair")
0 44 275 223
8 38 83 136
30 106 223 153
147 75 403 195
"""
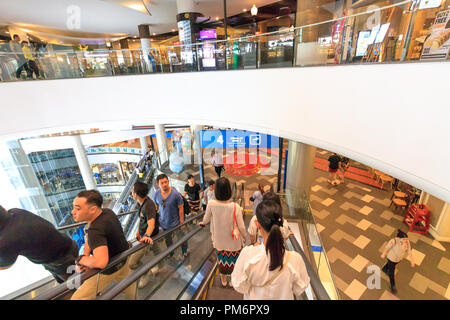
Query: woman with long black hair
232 200 310 300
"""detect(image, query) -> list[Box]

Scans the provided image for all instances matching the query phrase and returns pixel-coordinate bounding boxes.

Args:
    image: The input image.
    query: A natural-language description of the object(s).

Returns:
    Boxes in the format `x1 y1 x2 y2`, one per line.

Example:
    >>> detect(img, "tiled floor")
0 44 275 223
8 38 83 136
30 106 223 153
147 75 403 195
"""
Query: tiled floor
309 154 450 300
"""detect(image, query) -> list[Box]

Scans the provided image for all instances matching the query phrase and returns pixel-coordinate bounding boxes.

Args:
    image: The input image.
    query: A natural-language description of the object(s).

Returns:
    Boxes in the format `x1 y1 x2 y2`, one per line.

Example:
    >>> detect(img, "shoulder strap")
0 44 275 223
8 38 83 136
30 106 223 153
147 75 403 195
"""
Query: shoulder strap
262 251 291 287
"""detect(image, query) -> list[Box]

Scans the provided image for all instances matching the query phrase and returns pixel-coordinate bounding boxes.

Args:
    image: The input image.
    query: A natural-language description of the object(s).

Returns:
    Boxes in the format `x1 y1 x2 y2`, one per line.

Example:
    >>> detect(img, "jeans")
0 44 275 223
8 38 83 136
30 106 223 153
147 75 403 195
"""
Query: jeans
382 259 398 288
214 165 223 178
16 59 31 79
163 228 188 257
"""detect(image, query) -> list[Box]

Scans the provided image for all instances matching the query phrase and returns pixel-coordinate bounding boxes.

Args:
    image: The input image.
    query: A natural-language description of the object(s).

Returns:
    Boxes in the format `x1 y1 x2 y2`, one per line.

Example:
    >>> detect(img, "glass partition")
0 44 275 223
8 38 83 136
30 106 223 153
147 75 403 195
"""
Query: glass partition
1 0 448 83
282 187 339 300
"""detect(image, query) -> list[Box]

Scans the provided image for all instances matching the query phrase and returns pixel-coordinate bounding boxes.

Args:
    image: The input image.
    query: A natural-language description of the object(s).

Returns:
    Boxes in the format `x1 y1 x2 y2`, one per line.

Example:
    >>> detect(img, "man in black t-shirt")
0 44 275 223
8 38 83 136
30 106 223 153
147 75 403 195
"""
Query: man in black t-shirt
129 182 162 288
328 153 341 185
70 190 135 300
0 205 78 283
183 174 203 214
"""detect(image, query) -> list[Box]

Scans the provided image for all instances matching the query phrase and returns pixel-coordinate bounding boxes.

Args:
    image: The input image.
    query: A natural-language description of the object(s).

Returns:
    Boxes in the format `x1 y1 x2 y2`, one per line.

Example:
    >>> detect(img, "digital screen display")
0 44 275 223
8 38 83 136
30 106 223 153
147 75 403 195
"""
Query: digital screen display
355 30 371 56
200 29 217 39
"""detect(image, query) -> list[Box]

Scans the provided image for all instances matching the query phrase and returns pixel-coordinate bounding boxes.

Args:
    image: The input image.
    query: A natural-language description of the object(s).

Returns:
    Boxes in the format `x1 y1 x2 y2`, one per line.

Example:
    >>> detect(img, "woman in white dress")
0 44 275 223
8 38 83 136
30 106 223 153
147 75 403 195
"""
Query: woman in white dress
232 200 310 300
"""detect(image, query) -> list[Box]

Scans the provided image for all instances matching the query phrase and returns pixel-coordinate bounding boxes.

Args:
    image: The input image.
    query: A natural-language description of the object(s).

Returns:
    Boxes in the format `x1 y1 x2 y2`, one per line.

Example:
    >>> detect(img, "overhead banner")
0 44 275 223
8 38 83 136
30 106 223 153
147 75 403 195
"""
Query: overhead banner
201 130 279 149
421 10 450 60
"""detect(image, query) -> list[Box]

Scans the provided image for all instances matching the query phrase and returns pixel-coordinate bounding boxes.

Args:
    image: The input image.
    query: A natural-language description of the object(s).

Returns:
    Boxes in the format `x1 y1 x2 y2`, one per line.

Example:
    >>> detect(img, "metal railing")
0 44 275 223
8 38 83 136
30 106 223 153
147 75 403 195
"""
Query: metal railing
34 211 205 300
1 0 446 83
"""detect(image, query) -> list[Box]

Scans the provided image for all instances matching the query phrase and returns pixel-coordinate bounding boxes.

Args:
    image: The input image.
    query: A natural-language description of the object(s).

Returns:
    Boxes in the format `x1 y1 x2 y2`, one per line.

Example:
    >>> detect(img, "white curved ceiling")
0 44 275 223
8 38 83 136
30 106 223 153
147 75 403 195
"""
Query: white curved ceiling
1 62 449 203
0 0 276 42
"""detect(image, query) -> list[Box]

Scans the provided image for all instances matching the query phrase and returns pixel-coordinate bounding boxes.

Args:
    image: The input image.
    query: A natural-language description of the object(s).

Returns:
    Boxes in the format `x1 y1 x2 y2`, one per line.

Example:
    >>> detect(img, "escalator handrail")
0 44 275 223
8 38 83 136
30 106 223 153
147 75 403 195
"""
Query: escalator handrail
33 211 205 300
98 224 205 300
288 234 331 300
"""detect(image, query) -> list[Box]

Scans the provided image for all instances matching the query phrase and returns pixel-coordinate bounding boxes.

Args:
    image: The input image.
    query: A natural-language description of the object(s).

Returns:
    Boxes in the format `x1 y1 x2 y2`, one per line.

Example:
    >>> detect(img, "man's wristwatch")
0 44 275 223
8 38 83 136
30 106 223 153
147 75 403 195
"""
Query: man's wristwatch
144 234 151 238
75 255 85 266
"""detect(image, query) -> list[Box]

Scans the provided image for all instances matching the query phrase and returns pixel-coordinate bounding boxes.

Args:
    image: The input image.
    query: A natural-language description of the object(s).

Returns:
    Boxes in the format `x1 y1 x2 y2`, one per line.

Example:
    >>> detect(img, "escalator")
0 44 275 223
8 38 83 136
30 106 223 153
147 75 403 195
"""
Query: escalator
6 182 334 301
96 185 333 301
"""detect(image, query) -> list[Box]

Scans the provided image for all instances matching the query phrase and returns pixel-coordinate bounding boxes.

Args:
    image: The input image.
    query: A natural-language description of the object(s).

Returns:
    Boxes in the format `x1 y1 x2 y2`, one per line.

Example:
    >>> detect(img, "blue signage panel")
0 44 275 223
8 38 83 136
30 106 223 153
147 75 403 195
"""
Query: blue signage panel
201 130 279 149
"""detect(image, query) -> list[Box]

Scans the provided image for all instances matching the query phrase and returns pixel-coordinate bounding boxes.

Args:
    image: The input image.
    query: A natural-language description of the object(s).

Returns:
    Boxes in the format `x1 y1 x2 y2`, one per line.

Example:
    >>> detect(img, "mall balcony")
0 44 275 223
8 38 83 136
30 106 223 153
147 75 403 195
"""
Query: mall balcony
0 0 450 301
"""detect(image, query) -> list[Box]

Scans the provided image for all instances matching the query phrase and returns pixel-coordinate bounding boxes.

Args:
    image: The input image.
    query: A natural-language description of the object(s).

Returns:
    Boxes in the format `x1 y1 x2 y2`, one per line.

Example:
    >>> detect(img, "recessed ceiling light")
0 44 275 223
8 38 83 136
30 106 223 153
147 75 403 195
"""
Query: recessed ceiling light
243 8 247 12
172 29 176 32
153 33 156 35
215 17 219 20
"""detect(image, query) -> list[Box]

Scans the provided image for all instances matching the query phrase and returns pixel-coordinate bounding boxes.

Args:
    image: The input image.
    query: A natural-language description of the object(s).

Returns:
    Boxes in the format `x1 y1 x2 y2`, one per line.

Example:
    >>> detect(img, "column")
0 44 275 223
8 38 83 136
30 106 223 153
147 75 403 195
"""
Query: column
138 24 153 73
176 0 201 67
119 38 132 68
140 136 148 154
190 125 204 187
155 124 169 164
71 135 96 190
285 141 316 198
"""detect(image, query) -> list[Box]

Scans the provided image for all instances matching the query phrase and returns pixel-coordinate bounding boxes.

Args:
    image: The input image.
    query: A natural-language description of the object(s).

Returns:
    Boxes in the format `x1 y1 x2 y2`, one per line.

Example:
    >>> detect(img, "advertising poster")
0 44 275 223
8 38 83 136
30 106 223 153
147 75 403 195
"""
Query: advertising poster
356 30 371 56
421 10 450 60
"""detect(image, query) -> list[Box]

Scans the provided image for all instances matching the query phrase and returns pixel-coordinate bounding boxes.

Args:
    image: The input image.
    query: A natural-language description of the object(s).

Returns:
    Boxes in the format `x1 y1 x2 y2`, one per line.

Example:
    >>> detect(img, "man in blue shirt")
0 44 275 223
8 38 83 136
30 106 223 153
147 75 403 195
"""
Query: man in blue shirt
153 174 188 259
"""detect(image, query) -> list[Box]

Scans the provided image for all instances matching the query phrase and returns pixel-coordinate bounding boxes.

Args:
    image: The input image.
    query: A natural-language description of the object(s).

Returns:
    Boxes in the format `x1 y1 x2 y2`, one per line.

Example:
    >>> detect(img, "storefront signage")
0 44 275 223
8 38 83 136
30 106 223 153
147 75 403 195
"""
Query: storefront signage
201 130 279 149
421 10 450 60
85 147 142 154
200 29 217 40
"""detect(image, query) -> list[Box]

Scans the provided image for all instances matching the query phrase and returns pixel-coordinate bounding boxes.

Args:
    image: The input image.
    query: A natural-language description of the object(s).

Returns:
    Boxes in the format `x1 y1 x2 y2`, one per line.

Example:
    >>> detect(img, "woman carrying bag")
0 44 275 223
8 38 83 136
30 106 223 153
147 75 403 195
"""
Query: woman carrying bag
231 200 310 300
199 177 247 287
381 229 415 294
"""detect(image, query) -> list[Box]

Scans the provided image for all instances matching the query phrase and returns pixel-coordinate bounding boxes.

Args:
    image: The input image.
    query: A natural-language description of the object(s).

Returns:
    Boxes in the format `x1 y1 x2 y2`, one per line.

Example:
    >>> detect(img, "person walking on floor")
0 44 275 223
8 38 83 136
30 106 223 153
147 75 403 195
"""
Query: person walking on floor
22 41 40 79
327 152 341 185
212 150 224 178
381 229 415 294
337 156 350 183
129 181 161 289
250 184 265 213
199 177 247 287
232 200 310 300
9 35 30 79
71 190 136 300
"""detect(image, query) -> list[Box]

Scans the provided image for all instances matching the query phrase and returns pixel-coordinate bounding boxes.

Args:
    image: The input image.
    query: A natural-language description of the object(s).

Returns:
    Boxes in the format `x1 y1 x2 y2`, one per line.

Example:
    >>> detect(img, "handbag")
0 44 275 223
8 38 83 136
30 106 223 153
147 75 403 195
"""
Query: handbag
232 203 240 241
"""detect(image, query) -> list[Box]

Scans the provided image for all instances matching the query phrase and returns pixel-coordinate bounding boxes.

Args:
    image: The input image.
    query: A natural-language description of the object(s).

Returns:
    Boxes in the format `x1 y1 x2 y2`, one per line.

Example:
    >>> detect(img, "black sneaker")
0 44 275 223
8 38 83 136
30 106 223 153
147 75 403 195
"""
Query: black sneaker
390 286 398 294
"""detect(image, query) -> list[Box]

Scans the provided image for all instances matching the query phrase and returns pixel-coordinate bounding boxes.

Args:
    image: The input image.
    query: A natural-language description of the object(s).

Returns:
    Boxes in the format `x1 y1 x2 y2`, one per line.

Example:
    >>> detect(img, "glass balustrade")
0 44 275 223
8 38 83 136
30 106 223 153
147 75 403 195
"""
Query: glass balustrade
0 0 448 83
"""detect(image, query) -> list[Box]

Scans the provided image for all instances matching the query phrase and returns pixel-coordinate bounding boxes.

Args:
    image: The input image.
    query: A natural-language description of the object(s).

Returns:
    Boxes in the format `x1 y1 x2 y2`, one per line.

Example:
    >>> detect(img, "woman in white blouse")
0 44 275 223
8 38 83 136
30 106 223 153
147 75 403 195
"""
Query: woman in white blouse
232 200 310 300
199 177 247 287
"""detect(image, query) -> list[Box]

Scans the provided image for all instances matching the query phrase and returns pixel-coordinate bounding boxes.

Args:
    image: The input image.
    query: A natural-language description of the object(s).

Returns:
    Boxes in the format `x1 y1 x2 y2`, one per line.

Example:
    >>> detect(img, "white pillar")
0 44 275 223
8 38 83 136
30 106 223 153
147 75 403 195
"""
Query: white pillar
190 125 202 162
285 141 316 198
140 136 148 154
71 135 96 190
176 0 197 13
138 24 153 72
155 124 169 164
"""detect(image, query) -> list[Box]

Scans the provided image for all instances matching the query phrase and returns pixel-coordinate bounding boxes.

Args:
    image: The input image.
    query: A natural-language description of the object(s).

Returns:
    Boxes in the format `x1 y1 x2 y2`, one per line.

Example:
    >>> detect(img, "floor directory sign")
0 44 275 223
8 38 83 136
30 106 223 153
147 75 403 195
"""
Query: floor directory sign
201 130 279 149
